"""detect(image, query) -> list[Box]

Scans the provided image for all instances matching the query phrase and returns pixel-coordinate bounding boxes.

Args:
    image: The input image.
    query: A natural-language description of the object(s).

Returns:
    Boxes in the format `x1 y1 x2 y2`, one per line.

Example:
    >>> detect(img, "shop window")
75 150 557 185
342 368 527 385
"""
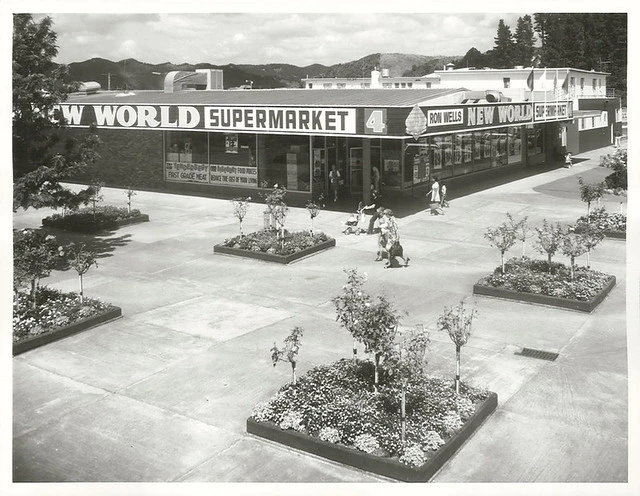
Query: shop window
431 135 453 179
580 78 584 90
308 83 313 89
208 133 258 188
258 134 310 191
165 130 207 164
405 137 430 185
337 83 346 89
400 83 406 88
473 132 492 172
503 77 510 89
527 125 543 157
507 127 522 165
570 77 575 87
394 82 400 88
380 140 401 187
426 82 431 88
491 128 508 167
407 82 413 88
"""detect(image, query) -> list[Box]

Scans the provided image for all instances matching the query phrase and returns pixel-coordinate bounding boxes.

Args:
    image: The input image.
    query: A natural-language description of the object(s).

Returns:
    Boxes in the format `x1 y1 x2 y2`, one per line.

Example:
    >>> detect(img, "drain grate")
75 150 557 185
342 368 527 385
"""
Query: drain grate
515 348 559 361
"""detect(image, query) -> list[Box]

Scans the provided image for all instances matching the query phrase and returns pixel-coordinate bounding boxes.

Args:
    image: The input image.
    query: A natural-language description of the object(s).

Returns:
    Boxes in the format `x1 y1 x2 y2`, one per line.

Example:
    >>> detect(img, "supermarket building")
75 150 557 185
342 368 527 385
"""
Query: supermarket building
60 68 612 205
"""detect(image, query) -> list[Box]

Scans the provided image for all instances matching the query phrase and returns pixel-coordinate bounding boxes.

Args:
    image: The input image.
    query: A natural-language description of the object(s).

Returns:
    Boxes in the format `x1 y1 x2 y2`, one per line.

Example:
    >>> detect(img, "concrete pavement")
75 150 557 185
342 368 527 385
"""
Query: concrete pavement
11 144 632 486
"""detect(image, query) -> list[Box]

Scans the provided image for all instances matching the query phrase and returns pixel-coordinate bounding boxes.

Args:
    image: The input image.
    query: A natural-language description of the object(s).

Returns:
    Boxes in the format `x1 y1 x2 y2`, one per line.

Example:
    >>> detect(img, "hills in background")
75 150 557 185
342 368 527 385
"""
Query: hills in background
67 53 459 91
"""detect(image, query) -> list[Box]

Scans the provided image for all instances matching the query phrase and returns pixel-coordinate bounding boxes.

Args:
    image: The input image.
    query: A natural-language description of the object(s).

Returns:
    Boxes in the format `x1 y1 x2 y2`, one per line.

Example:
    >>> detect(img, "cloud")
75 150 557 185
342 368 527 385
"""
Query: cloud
39 12 534 66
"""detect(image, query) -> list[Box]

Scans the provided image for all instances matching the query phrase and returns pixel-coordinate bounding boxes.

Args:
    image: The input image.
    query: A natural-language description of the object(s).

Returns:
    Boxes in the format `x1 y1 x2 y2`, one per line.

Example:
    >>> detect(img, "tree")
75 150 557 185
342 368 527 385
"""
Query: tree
125 187 137 214
506 213 531 258
13 229 63 309
230 197 251 236
437 301 478 395
333 268 370 360
514 15 536 66
491 19 515 69
535 219 565 268
484 222 517 274
305 199 322 236
333 269 401 387
561 234 587 280
578 177 605 218
13 14 102 211
577 223 605 268
262 184 287 241
64 243 98 303
388 325 430 444
271 326 303 386
455 47 487 69
88 180 104 217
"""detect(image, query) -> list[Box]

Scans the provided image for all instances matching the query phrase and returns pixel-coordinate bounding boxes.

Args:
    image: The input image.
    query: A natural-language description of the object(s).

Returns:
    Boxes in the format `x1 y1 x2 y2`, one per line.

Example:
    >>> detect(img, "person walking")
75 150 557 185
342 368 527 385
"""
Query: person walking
440 181 448 208
364 187 383 234
564 152 573 168
329 165 341 201
381 209 409 268
429 176 441 204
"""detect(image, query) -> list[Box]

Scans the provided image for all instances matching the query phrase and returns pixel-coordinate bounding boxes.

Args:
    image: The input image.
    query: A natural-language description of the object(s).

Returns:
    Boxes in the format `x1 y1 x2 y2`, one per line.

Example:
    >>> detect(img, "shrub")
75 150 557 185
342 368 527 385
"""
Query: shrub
420 430 445 451
223 229 331 256
353 433 380 454
42 205 142 232
318 427 341 444
399 444 426 467
279 411 305 432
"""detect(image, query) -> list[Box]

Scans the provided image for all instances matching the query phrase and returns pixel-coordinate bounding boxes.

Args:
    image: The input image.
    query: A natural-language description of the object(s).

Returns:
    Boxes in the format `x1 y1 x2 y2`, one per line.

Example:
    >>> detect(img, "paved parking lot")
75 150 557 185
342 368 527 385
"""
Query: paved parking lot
11 144 632 488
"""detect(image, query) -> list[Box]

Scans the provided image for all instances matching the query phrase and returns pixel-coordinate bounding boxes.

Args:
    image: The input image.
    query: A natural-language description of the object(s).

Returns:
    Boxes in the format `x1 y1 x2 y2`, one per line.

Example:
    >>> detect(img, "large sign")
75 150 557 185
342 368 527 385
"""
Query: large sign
405 102 572 137
58 104 357 134
165 162 258 187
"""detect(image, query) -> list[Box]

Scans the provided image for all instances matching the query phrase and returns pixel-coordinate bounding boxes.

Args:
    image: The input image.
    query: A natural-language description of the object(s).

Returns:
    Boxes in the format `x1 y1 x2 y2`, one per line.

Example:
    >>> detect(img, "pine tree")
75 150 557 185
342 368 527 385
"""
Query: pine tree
514 15 536 66
491 19 516 69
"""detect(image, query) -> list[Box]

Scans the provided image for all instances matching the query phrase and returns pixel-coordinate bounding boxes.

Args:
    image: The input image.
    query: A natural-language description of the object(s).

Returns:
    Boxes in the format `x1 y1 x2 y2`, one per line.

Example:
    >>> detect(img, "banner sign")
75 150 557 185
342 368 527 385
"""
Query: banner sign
533 102 572 121
165 162 258 187
406 102 572 137
59 104 356 134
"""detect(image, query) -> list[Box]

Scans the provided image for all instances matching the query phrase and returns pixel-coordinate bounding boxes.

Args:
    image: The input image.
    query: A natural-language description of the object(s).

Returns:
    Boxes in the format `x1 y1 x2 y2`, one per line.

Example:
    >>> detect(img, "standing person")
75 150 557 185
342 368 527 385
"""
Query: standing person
614 130 622 148
329 165 341 202
372 164 381 192
565 152 573 168
381 209 409 268
429 176 440 204
375 211 389 262
440 181 448 208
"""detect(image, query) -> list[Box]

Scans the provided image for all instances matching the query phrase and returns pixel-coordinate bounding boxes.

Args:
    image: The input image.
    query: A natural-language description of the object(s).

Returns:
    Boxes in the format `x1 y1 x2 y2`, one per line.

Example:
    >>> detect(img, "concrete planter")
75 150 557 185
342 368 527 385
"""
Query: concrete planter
247 392 498 482
603 230 626 240
13 306 122 356
214 237 336 264
42 213 149 233
473 276 616 313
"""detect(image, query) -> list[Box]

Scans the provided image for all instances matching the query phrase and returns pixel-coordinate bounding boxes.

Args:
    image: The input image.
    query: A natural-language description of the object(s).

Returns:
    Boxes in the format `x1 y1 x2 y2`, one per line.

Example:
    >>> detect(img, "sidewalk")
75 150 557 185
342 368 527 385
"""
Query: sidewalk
12 144 629 484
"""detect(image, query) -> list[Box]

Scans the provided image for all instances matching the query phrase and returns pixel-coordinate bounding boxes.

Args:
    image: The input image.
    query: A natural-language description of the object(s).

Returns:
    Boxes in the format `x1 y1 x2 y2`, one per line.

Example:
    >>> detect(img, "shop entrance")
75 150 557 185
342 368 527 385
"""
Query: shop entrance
349 147 363 196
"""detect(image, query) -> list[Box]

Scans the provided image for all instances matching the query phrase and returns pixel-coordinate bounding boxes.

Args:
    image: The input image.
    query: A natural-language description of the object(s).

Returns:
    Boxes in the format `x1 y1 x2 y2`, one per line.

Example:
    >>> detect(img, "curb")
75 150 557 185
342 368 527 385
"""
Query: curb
13 306 122 356
473 276 616 313
213 238 336 264
247 392 498 482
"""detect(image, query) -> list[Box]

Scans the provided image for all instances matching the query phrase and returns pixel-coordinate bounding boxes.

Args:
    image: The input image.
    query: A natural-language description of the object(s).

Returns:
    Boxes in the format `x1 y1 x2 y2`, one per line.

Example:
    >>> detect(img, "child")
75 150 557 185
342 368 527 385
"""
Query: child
565 152 573 168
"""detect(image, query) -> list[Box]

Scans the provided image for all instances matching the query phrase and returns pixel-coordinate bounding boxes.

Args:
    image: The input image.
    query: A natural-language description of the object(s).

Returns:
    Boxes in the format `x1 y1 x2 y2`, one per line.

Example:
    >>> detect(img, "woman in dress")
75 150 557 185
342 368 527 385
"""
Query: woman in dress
381 209 409 268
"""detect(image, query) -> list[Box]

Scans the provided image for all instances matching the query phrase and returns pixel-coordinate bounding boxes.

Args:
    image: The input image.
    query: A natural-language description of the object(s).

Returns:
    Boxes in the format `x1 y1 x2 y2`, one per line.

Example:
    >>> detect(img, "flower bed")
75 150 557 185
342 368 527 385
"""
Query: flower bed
214 229 335 264
474 257 616 312
13 287 120 354
574 208 626 239
42 206 149 233
247 358 496 481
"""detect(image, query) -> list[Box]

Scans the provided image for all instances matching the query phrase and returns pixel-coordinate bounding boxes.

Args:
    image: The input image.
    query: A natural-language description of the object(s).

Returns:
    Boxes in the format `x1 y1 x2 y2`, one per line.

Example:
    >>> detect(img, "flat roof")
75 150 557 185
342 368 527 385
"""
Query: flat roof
66 87 466 108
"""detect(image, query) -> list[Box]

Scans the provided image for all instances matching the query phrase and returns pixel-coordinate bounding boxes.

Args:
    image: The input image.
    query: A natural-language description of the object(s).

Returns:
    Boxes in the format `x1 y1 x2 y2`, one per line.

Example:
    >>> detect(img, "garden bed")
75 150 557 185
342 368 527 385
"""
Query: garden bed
574 208 626 240
473 258 616 312
42 206 149 233
246 359 495 482
13 287 121 355
214 229 335 264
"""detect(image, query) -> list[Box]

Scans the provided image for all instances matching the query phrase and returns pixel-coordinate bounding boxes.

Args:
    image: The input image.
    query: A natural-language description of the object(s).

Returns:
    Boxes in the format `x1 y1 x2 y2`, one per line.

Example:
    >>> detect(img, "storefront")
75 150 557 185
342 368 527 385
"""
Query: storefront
60 89 573 206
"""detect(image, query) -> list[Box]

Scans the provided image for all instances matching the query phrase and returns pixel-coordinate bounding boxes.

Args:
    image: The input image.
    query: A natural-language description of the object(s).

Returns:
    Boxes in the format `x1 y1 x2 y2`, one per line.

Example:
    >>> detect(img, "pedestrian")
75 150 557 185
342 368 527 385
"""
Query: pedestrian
440 182 448 208
381 209 409 268
364 187 383 234
614 130 622 148
329 164 341 201
429 176 440 204
372 165 381 192
565 152 573 168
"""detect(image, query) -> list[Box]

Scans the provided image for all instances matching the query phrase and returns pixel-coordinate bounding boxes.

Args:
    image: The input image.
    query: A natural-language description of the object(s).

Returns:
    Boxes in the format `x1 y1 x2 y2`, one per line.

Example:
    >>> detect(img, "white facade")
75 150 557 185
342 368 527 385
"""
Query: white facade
303 67 611 107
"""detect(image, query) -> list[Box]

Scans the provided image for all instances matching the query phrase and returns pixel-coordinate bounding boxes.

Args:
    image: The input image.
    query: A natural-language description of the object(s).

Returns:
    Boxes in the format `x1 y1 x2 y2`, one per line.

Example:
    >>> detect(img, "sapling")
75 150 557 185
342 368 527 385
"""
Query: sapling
506 213 531 258
65 243 98 303
534 219 565 269
88 180 104 218
437 301 477 394
231 197 251 236
271 326 303 385
578 223 605 268
392 324 430 443
305 199 322 236
561 234 587 280
125 187 136 214
333 268 370 361
484 222 517 274
578 177 605 220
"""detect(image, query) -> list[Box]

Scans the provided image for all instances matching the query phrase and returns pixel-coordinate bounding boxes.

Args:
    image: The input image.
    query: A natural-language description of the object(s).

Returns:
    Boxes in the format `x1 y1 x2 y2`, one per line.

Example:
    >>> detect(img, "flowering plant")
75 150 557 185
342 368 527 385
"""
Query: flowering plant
223 229 331 255
353 433 380 454
43 205 142 233
576 207 626 234
399 444 426 467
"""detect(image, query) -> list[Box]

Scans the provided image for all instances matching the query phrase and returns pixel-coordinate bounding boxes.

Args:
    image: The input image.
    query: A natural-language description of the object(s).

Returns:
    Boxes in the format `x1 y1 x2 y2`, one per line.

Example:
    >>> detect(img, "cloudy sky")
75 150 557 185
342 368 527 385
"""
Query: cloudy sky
34 11 529 67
